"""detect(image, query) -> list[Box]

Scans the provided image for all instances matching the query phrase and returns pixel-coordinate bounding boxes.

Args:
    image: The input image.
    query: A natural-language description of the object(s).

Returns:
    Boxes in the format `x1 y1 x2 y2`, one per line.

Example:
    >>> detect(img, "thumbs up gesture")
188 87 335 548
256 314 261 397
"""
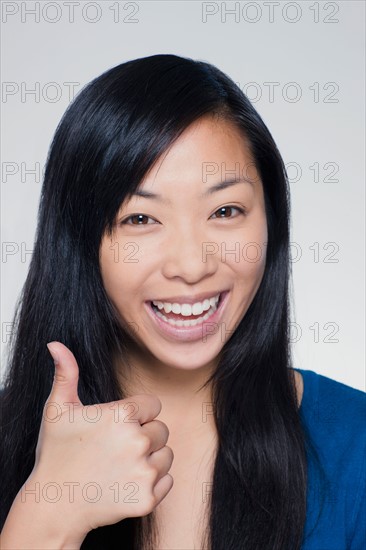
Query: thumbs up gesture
1 342 174 548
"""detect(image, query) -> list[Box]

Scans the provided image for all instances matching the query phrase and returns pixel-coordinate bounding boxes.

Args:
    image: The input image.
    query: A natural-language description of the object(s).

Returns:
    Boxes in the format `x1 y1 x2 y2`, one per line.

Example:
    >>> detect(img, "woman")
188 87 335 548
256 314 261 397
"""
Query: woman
1 54 365 550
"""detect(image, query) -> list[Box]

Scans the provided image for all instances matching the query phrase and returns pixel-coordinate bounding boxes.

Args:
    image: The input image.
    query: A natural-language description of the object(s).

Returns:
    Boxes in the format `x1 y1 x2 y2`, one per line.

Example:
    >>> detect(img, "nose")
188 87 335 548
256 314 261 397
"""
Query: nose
161 225 218 283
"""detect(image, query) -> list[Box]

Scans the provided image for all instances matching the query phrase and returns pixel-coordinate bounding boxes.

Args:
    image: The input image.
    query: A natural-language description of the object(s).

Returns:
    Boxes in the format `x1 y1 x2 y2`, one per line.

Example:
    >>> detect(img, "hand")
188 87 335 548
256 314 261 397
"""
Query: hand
28 341 174 538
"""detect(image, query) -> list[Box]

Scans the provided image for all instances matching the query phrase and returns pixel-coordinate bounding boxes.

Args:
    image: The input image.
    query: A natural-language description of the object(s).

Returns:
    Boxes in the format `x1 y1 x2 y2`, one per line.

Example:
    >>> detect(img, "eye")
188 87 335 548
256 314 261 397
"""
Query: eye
210 205 246 220
120 214 158 226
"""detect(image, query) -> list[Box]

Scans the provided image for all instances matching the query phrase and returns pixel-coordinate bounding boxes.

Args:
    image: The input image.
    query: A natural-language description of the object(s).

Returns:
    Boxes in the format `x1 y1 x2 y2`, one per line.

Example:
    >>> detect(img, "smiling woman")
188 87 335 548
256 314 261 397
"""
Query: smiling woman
0 54 365 550
99 116 267 359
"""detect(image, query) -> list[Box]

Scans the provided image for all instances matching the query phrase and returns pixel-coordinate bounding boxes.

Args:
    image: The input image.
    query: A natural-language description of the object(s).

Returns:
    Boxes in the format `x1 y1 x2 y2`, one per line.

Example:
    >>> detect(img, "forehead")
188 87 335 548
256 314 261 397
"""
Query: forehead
138 116 257 191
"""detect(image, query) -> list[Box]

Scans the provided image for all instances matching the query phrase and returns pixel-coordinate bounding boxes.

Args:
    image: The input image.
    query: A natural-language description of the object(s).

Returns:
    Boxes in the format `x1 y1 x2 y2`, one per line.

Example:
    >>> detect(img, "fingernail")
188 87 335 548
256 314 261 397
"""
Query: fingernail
47 342 59 366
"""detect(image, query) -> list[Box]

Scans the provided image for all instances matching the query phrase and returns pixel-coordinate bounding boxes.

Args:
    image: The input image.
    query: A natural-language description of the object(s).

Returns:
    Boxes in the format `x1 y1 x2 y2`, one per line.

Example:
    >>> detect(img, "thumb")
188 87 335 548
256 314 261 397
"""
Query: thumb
46 341 83 409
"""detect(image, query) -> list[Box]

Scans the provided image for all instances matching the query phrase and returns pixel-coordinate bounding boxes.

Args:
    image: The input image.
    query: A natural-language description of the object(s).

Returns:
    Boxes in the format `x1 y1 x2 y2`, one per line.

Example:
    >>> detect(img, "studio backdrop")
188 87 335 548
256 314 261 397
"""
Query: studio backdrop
1 0 365 391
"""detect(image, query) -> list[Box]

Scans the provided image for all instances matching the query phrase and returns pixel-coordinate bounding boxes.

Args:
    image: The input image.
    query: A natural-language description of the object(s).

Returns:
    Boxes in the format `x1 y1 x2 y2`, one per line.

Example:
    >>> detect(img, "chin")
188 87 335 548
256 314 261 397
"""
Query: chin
150 345 221 372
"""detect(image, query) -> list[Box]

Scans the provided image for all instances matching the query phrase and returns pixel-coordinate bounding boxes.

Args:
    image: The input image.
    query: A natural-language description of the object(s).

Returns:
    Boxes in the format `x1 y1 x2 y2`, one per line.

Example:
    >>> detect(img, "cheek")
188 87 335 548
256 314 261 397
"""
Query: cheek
99 238 152 308
244 240 267 279
227 215 268 278
235 238 267 304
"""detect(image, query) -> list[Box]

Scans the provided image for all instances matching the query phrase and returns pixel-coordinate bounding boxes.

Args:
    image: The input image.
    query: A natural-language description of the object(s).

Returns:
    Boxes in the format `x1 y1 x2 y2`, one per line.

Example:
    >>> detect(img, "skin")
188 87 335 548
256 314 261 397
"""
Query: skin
99 113 303 440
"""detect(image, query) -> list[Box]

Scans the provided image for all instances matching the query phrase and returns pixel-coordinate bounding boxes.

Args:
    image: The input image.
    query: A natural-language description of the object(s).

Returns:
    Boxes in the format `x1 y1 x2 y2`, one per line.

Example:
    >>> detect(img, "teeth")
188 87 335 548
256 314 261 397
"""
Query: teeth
152 302 219 327
152 293 220 316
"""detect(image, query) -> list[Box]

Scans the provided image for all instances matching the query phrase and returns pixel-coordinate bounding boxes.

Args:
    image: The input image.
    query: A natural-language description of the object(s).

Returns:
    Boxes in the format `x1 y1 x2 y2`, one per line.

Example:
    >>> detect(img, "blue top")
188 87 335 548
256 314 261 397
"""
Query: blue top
293 368 366 550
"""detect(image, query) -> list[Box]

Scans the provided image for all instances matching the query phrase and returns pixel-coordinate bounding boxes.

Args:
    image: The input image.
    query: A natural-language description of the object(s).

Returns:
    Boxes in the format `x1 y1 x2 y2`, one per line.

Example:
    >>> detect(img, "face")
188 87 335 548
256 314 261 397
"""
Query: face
99 115 268 373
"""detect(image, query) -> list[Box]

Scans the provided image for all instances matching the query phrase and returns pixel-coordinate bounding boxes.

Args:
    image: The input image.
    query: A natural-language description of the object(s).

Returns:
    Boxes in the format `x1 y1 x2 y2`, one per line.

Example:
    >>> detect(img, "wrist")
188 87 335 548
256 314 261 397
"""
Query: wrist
1 485 89 549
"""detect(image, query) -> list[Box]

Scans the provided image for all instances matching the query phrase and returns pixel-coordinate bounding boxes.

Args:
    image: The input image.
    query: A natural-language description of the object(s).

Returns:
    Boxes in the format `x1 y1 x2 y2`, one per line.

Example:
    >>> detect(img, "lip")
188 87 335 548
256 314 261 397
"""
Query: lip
149 290 223 305
144 290 230 342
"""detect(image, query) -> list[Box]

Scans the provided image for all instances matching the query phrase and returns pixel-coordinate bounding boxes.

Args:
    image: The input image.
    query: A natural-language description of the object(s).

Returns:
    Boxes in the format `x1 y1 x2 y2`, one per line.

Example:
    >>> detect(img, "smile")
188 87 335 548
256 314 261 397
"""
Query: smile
151 296 219 327
145 291 229 342
151 292 220 320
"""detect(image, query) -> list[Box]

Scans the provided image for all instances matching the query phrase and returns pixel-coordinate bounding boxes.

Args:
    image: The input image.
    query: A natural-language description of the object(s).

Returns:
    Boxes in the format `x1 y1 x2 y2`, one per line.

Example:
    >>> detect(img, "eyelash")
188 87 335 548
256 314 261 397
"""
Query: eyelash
120 205 247 226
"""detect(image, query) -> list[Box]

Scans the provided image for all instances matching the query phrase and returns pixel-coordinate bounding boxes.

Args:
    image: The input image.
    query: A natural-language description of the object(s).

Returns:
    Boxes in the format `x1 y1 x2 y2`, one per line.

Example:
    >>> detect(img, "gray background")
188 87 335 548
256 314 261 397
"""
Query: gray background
1 1 365 391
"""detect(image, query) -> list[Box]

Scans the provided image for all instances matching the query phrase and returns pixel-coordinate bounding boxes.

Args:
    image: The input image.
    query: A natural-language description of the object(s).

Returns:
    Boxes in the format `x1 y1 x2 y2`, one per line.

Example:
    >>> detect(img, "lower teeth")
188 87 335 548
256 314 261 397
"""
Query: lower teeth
151 303 218 327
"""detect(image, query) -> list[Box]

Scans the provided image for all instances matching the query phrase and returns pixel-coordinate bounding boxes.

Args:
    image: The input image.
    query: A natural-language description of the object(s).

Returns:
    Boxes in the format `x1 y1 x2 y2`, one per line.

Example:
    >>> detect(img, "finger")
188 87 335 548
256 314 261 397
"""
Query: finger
147 445 174 474
119 394 162 426
46 341 83 408
152 473 174 506
140 419 170 453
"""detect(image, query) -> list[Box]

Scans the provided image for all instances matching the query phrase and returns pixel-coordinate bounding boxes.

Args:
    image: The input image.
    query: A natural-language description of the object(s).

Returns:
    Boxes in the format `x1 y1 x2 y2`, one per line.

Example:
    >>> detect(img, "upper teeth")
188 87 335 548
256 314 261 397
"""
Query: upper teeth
152 293 220 316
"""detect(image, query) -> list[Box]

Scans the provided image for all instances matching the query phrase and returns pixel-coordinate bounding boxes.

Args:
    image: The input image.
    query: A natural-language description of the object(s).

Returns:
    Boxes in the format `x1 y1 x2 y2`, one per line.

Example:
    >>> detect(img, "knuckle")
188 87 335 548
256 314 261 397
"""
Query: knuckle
53 372 68 384
139 464 159 486
135 434 151 455
147 464 159 482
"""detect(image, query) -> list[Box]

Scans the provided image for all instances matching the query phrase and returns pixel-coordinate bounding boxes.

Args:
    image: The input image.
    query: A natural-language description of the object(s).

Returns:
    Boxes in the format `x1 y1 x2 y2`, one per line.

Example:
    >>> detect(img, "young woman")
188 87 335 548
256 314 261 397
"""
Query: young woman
1 54 365 550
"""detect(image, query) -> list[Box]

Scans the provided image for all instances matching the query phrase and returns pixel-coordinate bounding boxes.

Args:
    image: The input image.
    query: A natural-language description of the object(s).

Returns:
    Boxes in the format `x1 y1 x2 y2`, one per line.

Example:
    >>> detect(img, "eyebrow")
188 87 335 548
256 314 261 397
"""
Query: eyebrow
131 177 254 204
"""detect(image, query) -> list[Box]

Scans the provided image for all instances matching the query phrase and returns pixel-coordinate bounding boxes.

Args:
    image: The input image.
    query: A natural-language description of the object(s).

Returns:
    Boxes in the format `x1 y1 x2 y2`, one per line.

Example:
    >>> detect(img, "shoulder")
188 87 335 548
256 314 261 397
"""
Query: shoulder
294 369 366 547
295 368 366 436
295 368 365 490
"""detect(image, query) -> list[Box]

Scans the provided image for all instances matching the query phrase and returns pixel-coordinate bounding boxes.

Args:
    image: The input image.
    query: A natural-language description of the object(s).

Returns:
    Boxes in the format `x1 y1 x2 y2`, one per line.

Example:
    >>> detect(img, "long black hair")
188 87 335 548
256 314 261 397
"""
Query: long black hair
1 54 327 549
